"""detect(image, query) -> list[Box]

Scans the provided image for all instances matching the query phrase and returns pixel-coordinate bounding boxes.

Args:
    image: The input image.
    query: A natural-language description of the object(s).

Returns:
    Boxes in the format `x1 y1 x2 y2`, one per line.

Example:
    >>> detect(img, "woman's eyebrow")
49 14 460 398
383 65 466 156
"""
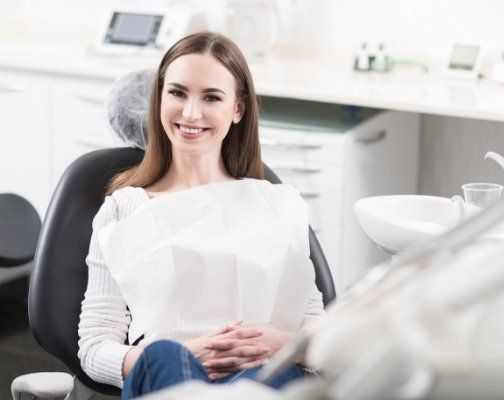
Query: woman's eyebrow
167 82 226 95
202 88 226 95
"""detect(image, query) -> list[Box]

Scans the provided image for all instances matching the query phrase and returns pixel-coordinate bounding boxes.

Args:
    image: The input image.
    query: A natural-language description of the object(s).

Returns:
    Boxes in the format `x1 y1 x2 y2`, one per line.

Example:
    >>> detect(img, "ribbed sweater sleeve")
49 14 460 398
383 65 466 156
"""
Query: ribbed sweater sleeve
77 194 133 388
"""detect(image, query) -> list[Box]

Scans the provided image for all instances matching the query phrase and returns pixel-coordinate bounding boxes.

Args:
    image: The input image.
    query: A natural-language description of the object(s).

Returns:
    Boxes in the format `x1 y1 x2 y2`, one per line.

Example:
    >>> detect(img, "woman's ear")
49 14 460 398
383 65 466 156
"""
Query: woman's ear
232 96 246 124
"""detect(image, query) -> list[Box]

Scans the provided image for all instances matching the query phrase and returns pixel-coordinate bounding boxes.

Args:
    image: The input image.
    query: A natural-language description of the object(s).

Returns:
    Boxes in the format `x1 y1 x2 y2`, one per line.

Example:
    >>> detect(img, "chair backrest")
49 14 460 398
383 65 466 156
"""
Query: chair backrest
0 193 41 267
29 148 335 395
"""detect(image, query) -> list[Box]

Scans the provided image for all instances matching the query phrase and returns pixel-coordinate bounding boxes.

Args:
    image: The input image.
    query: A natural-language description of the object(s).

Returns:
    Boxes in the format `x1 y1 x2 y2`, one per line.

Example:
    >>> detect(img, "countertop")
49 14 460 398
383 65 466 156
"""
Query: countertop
1 24 504 122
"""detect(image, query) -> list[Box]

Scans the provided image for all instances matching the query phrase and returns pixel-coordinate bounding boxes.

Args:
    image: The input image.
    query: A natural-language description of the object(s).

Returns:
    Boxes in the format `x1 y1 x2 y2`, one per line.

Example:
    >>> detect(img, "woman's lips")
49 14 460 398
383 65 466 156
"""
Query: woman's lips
174 123 210 139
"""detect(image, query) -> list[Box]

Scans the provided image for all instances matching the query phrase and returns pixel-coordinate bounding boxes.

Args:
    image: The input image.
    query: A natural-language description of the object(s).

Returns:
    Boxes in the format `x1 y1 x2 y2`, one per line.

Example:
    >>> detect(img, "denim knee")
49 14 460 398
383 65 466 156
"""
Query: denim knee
122 339 209 399
141 339 208 382
143 339 185 361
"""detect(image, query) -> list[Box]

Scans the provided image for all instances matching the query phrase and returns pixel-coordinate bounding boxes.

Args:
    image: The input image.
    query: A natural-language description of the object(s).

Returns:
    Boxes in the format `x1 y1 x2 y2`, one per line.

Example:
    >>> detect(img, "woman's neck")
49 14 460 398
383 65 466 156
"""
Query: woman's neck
148 153 236 194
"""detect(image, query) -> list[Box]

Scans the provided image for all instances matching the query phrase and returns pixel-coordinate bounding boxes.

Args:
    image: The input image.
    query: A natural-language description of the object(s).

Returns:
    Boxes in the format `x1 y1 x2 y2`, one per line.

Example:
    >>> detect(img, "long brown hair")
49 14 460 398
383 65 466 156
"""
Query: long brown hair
106 31 263 195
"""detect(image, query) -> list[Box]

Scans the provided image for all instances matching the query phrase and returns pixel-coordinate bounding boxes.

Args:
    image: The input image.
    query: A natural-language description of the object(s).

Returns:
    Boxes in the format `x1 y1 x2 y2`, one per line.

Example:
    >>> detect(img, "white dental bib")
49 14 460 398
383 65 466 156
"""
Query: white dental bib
98 179 315 346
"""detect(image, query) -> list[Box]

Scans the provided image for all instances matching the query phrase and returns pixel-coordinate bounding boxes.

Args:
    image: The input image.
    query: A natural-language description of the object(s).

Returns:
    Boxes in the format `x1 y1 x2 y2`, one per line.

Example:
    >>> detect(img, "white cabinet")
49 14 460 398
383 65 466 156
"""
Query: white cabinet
0 71 51 218
259 98 420 293
0 70 117 219
50 78 116 187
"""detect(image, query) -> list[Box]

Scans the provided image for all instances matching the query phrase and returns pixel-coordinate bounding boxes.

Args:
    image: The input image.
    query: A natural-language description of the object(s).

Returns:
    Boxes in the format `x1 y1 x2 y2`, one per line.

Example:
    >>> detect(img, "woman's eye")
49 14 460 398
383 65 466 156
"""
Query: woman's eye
205 95 221 102
168 90 185 97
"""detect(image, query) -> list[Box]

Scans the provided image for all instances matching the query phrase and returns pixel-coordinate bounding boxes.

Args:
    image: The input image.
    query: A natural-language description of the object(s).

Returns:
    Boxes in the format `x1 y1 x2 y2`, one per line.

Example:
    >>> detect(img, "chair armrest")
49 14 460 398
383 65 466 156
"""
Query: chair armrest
11 372 74 400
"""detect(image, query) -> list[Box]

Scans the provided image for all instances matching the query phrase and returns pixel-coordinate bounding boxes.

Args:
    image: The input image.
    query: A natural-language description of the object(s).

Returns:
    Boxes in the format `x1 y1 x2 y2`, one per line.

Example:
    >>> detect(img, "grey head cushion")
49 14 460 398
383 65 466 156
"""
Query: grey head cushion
106 68 156 149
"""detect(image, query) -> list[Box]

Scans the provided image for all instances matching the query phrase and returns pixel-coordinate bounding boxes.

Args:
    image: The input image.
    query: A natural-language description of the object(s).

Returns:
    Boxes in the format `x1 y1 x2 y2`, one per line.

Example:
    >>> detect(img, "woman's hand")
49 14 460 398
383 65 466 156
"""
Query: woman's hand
202 327 295 380
183 321 269 380
122 346 144 378
206 327 294 358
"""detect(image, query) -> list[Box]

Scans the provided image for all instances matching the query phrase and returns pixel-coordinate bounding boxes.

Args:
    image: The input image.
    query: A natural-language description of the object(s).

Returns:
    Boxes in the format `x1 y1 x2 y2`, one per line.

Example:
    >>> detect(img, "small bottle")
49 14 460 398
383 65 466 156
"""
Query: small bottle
355 42 370 71
373 43 388 72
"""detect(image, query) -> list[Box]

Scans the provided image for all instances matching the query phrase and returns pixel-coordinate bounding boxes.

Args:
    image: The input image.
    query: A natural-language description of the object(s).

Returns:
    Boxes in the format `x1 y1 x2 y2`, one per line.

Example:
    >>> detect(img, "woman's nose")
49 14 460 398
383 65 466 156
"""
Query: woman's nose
182 98 203 121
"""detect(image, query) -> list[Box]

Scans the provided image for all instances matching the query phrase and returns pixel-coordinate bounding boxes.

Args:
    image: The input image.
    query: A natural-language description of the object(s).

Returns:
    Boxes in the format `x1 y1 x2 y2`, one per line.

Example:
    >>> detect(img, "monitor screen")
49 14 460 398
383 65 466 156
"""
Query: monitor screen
104 12 163 47
449 45 480 71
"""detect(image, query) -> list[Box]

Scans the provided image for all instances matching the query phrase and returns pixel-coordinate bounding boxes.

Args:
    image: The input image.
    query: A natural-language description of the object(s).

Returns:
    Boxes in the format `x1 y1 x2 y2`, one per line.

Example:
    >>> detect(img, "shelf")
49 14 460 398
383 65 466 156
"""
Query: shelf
259 96 383 133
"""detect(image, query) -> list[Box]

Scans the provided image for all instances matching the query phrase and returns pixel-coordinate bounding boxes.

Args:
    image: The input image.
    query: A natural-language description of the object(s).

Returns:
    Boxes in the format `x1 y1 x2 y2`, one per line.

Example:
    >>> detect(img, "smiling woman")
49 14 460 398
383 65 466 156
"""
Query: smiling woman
105 31 263 196
160 53 245 161
77 32 325 400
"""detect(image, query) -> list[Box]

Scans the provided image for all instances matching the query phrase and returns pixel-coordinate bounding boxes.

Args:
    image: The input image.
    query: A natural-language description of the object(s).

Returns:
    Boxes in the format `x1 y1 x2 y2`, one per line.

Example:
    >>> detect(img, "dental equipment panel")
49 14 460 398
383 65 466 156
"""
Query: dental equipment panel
444 43 484 80
93 6 207 56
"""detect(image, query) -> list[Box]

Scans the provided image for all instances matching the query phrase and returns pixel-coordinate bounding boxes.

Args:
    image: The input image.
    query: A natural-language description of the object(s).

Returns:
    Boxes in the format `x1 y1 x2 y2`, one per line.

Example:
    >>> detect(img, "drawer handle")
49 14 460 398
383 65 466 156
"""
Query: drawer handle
260 139 322 151
275 166 321 175
292 167 321 174
0 83 28 93
73 93 106 105
300 191 320 199
355 129 386 144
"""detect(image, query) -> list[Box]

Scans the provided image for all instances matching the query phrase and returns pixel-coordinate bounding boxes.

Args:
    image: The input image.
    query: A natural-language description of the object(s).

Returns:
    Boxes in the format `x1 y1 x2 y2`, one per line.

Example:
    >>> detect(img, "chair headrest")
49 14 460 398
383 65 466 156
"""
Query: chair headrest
105 69 156 150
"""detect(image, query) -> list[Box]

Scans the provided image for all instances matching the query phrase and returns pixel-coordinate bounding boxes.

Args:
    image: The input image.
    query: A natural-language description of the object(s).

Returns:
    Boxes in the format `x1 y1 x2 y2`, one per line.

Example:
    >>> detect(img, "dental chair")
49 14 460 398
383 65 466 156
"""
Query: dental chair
11 68 336 400
11 150 336 400
0 193 41 283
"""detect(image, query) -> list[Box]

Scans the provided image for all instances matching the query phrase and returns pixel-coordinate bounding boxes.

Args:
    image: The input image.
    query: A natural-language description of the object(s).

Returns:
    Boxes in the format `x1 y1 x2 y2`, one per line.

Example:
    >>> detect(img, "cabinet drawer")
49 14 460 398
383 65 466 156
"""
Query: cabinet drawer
52 81 112 141
262 155 344 190
260 126 347 165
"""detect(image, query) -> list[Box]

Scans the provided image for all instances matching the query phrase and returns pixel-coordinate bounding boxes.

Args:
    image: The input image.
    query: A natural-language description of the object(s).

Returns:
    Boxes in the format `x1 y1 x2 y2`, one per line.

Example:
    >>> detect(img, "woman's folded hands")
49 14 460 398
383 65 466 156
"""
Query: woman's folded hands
184 321 295 381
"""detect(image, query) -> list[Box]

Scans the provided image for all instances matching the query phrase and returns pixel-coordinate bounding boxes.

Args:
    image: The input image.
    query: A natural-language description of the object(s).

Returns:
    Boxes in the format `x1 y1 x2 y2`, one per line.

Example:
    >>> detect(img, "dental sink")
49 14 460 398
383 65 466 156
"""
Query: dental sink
354 195 476 254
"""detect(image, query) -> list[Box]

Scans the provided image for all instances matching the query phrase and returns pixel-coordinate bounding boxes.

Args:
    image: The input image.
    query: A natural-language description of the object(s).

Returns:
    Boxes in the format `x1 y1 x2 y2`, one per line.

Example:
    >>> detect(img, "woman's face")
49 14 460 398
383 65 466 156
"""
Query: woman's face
160 53 245 156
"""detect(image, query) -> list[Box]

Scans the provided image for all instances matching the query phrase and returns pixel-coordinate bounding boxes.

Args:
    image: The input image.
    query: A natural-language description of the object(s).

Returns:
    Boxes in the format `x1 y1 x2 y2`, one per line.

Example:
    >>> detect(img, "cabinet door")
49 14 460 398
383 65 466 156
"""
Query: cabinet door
260 126 346 165
0 73 51 218
340 111 420 288
51 78 117 187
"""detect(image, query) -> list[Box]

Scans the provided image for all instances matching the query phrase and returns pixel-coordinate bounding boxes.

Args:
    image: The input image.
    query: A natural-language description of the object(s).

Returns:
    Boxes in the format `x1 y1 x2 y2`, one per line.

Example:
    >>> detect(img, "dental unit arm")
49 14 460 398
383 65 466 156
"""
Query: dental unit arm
256 197 504 400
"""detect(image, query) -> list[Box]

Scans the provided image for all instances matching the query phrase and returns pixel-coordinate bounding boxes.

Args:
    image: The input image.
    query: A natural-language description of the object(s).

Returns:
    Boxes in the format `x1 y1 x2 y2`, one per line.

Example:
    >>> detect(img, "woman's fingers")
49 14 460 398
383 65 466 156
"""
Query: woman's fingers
210 326 233 336
204 354 268 372
208 344 270 359
210 320 243 337
208 371 232 381
238 357 269 370
203 356 242 370
206 328 262 348
205 339 236 351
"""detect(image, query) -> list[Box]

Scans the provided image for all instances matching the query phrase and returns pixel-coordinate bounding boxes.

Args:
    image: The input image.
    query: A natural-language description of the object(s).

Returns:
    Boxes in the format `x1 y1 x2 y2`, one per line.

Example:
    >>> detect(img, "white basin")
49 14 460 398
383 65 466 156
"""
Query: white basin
354 195 477 254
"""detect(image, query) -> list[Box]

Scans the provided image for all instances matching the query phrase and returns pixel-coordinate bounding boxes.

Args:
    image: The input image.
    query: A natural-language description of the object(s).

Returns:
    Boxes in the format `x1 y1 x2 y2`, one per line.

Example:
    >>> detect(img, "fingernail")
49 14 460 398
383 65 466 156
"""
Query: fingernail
262 346 270 352
202 362 211 367
209 374 216 380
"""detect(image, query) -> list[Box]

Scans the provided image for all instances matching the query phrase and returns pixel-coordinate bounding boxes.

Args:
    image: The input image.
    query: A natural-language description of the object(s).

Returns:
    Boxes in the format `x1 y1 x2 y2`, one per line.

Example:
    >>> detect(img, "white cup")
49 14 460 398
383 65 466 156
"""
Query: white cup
462 183 503 208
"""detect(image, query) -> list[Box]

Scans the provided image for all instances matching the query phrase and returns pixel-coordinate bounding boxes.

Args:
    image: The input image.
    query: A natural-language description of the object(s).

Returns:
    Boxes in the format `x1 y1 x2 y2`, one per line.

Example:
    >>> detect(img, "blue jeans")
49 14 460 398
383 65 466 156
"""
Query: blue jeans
122 340 309 399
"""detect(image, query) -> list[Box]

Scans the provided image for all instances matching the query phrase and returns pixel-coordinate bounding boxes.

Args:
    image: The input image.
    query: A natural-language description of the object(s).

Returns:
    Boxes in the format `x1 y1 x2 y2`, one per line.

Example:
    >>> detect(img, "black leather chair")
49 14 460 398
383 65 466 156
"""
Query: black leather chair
0 193 41 268
24 147 335 398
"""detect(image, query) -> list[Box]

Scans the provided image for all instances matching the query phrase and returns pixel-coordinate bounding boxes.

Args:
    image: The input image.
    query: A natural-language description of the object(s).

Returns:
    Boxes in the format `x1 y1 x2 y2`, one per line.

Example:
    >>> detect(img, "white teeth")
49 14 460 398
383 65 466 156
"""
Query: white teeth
179 125 205 134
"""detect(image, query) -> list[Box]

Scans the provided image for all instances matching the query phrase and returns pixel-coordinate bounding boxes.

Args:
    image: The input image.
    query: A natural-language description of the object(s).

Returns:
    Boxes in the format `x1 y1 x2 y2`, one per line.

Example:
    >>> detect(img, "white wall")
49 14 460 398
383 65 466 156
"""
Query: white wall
3 0 503 69
277 0 504 63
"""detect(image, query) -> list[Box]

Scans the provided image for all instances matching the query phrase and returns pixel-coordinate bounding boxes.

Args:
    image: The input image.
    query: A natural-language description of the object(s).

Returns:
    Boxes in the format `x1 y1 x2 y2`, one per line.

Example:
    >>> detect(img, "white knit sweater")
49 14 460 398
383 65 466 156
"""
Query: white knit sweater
78 182 325 388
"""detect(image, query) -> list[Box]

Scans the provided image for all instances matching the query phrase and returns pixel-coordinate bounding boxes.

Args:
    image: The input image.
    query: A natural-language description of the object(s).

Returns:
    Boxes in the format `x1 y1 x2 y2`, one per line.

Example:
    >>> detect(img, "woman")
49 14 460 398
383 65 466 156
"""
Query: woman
78 32 325 399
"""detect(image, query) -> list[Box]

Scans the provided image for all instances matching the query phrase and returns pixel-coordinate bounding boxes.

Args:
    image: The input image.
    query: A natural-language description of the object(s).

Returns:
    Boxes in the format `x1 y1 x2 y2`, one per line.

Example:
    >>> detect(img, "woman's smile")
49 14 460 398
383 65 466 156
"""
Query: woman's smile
174 123 211 140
